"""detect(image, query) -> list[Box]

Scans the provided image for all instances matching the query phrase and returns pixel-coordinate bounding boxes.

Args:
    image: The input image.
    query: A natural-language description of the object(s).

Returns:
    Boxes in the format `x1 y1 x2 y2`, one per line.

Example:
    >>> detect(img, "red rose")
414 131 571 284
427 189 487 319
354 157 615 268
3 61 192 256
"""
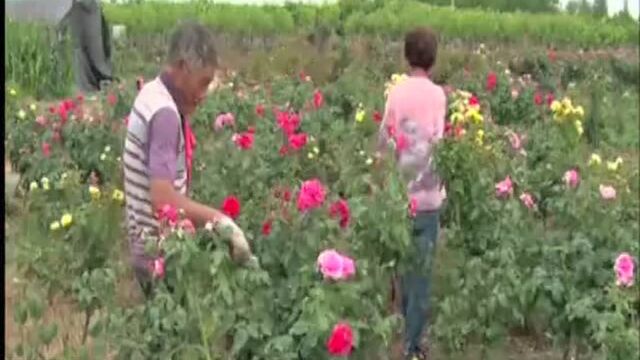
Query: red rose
279 145 289 156
276 110 300 135
534 91 544 106
469 95 479 107
107 93 117 106
329 199 350 228
262 220 272 236
326 322 354 357
233 132 254 150
486 72 498 92
288 132 308 151
313 89 324 109
221 195 241 219
546 93 555 106
444 122 453 137
41 142 51 157
373 111 382 123
255 104 265 118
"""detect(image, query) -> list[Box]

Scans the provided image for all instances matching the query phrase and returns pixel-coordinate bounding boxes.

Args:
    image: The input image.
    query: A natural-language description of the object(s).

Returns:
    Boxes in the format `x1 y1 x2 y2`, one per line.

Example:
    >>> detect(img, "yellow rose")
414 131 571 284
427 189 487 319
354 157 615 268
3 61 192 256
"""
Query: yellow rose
41 177 50 191
17 110 26 120
307 152 315 159
574 106 584 118
475 129 485 146
89 186 101 200
574 120 583 136
313 146 320 154
450 112 464 125
100 153 107 161
589 153 602 166
550 100 562 113
29 181 38 191
9 88 17 96
112 189 125 203
60 213 73 228
365 157 373 165
50 221 61 231
29 104 37 112
607 158 622 171
355 108 365 123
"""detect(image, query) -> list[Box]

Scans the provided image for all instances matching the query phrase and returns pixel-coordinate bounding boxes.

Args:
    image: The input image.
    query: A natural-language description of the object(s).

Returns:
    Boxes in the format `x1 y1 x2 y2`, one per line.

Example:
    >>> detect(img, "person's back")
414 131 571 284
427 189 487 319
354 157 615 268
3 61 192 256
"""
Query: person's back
376 27 446 360
381 75 446 211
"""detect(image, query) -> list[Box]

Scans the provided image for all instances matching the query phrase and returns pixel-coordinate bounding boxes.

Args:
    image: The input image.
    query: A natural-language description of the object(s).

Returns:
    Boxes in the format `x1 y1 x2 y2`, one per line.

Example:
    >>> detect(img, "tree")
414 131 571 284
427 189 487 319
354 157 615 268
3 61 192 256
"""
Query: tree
592 0 608 17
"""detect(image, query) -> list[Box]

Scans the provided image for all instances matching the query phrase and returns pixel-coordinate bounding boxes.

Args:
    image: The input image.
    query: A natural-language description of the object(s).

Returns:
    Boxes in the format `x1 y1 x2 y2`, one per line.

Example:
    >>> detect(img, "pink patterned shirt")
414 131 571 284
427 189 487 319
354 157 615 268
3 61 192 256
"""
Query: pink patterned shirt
377 75 447 212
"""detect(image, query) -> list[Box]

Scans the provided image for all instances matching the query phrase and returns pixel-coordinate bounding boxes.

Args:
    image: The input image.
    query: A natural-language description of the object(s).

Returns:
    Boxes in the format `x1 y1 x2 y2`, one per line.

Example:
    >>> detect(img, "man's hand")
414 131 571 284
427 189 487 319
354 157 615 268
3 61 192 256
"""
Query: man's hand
206 216 253 264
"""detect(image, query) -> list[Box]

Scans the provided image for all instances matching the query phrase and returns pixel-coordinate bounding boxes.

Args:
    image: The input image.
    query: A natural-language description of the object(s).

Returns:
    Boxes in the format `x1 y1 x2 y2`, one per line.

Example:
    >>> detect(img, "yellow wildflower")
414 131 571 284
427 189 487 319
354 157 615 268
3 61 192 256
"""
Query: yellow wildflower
589 153 602 166
89 186 101 200
60 213 73 228
50 221 61 231
112 189 124 203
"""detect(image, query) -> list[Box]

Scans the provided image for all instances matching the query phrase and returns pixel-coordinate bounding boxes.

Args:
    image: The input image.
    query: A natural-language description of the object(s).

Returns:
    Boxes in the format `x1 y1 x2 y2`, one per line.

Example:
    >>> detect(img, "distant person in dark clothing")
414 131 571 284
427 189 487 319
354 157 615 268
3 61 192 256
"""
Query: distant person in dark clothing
61 0 115 93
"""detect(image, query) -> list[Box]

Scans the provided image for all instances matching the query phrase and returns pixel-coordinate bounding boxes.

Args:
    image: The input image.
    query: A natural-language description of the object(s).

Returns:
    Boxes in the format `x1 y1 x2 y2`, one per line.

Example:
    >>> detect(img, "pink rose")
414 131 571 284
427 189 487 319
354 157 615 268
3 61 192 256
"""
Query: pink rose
156 204 178 226
317 249 356 280
214 112 235 131
519 192 536 209
614 252 635 287
564 169 580 189
508 131 522 151
179 219 196 235
297 179 326 212
152 257 165 279
495 176 514 198
599 185 616 200
35 115 47 127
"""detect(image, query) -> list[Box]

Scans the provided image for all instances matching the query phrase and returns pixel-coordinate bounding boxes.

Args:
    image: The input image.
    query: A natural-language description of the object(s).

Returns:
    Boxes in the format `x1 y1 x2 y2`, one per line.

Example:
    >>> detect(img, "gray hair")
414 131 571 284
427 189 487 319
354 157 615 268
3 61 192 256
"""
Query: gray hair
167 21 218 69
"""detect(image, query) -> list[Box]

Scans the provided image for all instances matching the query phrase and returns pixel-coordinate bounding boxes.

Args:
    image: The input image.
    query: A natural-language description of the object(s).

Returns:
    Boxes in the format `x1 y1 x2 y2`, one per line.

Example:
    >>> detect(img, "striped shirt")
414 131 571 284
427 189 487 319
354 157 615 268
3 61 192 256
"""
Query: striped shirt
123 72 188 280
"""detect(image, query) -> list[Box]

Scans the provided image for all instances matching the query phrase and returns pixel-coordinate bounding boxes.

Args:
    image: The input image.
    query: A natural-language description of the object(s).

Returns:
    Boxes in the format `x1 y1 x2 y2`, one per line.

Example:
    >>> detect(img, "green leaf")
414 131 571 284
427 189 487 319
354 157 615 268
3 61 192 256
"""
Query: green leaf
38 323 58 345
231 328 249 355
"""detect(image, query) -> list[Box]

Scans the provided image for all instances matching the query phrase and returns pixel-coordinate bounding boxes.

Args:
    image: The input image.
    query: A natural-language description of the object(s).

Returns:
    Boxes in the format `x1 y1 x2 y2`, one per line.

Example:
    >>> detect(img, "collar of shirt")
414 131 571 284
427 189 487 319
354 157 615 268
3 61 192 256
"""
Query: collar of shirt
159 71 188 117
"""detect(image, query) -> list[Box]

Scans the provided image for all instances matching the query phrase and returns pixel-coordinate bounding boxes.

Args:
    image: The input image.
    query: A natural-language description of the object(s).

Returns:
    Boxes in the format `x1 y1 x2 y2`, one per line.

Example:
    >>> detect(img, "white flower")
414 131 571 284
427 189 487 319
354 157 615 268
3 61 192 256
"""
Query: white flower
100 153 107 161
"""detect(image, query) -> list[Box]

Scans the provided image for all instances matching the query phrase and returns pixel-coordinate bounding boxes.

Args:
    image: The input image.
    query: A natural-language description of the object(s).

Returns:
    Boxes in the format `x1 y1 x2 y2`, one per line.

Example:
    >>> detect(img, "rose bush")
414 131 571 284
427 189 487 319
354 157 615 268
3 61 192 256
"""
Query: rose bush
6 62 638 359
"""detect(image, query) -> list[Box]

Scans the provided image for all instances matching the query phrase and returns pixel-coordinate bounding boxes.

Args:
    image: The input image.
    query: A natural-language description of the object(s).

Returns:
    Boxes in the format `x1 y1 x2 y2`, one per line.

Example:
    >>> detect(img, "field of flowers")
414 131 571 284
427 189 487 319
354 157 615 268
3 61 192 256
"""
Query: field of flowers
4 37 639 360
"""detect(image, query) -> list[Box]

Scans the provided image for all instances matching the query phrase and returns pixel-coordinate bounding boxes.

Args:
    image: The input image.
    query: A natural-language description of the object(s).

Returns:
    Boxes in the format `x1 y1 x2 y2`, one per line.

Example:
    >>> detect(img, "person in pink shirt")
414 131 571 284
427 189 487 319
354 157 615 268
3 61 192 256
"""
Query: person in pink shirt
376 27 446 360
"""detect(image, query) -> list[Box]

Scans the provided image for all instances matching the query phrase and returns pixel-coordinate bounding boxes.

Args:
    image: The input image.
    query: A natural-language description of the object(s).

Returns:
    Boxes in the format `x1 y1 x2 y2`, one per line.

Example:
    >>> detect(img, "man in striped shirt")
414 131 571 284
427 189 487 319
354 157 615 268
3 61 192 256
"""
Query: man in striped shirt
123 21 253 295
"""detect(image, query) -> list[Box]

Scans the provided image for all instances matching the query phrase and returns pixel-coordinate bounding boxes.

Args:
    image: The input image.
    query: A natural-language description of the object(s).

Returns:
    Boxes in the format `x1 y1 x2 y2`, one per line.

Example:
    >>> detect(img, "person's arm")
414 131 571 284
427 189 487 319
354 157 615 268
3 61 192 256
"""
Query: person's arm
375 96 396 159
147 109 252 261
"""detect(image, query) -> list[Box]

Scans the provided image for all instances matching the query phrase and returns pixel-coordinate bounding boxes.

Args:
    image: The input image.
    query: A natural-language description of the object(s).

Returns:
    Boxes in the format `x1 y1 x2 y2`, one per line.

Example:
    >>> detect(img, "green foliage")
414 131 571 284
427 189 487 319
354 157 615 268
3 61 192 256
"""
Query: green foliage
5 20 73 99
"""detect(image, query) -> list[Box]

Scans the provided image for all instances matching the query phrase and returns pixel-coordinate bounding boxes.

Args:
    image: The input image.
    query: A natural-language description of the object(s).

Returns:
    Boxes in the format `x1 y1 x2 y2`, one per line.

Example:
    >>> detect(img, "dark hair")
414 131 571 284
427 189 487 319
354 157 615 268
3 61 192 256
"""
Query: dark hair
168 20 218 69
404 27 439 72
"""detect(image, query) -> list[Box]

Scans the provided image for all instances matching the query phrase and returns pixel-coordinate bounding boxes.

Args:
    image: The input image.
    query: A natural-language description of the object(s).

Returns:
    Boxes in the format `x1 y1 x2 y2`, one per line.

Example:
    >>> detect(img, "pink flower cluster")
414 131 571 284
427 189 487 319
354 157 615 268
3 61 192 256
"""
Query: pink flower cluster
614 253 635 287
317 249 356 281
495 176 514 198
214 112 235 131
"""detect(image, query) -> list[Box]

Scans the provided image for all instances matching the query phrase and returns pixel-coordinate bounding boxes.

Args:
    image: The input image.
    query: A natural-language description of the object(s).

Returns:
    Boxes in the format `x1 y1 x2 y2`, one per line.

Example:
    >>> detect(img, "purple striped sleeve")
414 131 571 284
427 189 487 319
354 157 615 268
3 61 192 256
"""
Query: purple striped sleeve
147 108 180 180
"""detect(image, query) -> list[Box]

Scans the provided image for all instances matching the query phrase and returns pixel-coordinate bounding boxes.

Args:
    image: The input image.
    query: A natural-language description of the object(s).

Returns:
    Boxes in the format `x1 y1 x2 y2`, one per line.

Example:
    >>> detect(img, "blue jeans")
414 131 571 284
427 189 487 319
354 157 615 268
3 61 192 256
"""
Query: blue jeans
401 210 439 354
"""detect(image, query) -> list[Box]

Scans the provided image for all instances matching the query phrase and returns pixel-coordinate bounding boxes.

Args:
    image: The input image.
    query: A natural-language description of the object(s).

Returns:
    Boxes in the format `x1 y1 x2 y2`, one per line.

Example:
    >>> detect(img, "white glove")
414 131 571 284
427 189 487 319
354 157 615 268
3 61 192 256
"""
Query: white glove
205 216 253 263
